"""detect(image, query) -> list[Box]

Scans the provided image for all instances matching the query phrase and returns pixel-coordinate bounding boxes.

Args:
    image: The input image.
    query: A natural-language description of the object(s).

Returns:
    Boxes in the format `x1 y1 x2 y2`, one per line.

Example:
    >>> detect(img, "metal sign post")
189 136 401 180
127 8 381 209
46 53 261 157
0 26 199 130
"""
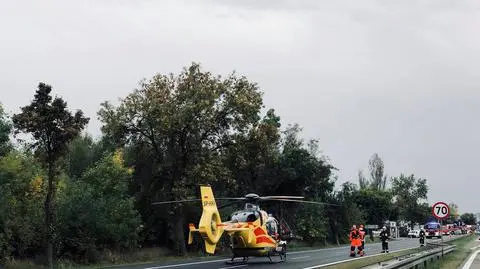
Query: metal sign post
441 219 443 256
432 202 450 257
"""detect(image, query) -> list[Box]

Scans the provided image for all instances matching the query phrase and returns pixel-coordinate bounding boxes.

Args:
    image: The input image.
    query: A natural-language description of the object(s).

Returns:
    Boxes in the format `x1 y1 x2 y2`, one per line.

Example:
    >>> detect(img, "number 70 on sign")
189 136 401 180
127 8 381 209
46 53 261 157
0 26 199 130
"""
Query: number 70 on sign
432 202 450 219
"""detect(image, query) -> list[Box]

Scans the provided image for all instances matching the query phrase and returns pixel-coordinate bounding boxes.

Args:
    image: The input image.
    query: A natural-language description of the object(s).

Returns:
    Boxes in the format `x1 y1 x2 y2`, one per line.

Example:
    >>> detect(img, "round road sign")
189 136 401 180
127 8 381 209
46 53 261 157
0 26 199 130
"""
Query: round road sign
432 202 450 219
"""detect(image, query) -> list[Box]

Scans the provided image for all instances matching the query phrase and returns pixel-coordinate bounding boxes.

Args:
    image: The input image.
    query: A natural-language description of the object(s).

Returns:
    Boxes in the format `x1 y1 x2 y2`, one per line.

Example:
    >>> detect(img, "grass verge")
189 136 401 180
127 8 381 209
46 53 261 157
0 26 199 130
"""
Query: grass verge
320 248 421 269
427 234 477 269
320 235 473 269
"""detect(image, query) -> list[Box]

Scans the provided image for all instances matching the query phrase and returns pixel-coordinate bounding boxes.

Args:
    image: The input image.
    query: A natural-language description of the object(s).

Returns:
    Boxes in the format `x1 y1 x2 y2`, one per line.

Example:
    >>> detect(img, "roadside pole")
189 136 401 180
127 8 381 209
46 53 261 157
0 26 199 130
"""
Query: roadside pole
441 219 444 256
432 201 450 257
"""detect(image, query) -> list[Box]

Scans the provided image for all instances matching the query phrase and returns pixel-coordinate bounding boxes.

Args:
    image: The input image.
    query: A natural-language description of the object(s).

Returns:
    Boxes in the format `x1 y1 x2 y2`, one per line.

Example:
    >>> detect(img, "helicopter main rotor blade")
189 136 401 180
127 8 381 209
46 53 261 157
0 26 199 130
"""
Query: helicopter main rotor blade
152 199 201 205
151 197 245 205
260 196 304 200
265 198 340 207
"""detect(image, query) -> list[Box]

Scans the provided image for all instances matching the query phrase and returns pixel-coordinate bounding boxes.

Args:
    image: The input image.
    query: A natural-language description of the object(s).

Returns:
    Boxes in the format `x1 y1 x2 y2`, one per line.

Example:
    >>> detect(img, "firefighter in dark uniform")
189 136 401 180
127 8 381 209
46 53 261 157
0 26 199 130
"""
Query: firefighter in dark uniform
419 228 426 246
380 226 390 253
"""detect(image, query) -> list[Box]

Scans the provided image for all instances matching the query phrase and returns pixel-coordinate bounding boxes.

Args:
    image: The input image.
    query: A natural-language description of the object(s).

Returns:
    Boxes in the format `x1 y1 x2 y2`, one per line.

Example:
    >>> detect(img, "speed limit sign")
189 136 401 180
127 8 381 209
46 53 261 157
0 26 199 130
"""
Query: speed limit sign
432 202 450 219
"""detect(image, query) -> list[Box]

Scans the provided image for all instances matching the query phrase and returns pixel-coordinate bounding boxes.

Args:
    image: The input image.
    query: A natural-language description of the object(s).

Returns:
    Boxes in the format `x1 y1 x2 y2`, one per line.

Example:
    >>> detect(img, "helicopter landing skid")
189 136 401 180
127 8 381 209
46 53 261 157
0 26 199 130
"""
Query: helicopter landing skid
267 254 287 264
225 256 249 265
267 247 287 264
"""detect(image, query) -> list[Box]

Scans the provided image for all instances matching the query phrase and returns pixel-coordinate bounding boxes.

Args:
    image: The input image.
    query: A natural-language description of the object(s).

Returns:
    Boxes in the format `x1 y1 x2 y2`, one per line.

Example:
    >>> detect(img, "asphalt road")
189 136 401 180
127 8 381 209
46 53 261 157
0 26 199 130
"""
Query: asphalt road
107 237 433 269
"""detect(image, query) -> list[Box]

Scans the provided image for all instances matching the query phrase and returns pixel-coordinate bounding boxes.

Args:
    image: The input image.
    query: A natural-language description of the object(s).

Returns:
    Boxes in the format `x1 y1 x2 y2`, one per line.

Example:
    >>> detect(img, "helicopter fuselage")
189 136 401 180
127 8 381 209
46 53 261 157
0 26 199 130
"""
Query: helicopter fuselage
225 208 284 258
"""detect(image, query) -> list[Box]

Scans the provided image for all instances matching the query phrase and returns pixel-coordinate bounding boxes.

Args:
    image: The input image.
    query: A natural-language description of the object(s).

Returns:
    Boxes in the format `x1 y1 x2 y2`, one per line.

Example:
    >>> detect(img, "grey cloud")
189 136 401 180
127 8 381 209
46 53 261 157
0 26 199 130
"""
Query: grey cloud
1 0 480 213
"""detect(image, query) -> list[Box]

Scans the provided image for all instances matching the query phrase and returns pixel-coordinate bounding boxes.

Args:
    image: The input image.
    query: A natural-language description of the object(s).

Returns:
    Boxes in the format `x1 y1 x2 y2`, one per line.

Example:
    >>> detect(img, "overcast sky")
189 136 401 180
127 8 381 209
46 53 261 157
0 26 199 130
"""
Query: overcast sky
1 0 480 213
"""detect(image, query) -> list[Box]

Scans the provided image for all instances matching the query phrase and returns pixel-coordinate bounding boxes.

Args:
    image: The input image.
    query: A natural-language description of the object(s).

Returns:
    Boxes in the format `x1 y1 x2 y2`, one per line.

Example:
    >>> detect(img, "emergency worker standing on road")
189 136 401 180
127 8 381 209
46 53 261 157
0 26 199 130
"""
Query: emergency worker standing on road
359 224 366 252
380 226 390 253
349 225 364 257
419 228 426 246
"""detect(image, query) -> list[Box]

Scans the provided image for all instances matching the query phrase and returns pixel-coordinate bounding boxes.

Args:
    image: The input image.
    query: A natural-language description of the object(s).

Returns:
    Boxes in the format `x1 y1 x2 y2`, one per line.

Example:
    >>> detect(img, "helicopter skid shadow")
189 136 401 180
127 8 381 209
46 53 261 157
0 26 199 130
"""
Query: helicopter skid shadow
225 257 286 265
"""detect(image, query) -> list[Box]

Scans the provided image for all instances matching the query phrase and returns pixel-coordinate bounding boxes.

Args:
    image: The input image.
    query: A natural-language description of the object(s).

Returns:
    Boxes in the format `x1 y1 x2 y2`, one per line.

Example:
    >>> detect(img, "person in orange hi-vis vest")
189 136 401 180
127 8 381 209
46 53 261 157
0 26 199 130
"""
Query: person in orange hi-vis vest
349 225 364 257
359 224 366 253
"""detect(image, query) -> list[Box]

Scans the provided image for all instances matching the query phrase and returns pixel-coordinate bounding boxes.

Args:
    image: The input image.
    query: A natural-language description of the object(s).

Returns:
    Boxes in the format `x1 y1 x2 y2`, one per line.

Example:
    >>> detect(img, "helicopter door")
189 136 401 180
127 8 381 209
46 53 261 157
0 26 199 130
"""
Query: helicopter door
266 217 279 237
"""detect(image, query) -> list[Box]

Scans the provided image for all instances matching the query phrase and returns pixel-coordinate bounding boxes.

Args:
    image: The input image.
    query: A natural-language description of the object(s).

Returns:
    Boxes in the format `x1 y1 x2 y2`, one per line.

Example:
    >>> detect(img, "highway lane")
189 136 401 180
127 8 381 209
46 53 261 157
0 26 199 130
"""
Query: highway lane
107 237 430 269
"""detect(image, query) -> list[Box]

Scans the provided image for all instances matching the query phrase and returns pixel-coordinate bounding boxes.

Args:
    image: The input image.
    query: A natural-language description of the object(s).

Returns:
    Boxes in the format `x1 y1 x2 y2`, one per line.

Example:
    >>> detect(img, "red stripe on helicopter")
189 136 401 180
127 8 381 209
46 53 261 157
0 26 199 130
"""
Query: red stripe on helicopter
256 236 275 244
254 227 265 236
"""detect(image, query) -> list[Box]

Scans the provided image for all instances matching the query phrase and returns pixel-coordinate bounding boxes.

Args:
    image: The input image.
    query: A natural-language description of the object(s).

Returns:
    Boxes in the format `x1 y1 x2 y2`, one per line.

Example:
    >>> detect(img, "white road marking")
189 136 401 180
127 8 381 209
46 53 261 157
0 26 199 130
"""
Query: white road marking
291 255 310 260
461 249 480 269
302 247 418 269
143 259 229 269
140 238 427 269
217 265 248 269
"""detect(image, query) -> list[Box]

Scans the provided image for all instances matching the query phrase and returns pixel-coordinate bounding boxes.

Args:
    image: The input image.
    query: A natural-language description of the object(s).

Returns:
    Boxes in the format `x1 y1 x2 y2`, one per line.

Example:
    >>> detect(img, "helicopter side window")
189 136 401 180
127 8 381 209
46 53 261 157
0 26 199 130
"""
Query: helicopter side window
230 211 260 223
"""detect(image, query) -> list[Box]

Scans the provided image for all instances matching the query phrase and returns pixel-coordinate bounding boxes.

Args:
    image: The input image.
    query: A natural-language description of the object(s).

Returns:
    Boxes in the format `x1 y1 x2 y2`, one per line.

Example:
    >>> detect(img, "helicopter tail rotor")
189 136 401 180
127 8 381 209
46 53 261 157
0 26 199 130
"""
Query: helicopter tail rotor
188 185 225 254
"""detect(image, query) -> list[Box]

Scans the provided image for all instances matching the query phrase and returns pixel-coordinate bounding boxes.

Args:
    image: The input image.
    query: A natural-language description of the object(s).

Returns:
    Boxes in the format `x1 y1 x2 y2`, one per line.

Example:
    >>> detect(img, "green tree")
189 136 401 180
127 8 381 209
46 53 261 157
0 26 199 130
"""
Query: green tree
98 63 263 255
391 174 428 226
223 108 281 194
63 134 105 180
460 213 476 225
358 170 368 189
327 182 365 245
411 202 431 224
275 124 335 198
12 83 89 268
0 103 12 157
0 150 45 261
57 150 142 263
294 204 327 246
446 203 460 223
353 188 393 226
359 153 387 191
270 125 335 245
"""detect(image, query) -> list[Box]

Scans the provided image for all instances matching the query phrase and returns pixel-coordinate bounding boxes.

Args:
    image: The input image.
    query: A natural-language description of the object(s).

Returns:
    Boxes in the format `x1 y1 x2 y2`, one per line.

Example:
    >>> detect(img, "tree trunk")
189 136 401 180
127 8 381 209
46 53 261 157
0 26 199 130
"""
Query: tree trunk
328 214 340 245
174 208 187 256
45 161 56 269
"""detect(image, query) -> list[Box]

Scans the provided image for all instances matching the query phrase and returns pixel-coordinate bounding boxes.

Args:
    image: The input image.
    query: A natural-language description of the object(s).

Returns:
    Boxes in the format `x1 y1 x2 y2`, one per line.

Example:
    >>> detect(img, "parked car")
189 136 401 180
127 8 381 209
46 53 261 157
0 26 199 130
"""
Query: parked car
408 230 420 238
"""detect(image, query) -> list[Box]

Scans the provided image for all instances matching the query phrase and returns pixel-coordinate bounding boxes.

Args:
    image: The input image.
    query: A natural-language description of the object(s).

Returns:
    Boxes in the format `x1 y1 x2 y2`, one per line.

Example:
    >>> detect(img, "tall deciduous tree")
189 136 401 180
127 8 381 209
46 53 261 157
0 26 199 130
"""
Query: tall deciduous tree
368 153 387 190
98 63 263 255
354 188 393 226
359 153 387 190
223 108 282 194
12 83 89 268
272 124 335 245
327 182 365 244
358 170 368 189
391 174 428 225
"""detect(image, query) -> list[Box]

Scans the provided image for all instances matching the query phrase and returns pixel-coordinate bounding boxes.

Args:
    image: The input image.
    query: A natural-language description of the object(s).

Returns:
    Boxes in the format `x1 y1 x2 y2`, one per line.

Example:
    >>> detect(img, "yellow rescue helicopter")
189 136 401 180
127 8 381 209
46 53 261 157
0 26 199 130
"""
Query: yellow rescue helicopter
152 185 337 264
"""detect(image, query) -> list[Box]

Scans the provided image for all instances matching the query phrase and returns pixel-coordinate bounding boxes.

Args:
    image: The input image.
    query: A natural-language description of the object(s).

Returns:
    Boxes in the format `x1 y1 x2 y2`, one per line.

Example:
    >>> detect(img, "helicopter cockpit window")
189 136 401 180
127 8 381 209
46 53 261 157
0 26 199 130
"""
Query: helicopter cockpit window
230 211 260 223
